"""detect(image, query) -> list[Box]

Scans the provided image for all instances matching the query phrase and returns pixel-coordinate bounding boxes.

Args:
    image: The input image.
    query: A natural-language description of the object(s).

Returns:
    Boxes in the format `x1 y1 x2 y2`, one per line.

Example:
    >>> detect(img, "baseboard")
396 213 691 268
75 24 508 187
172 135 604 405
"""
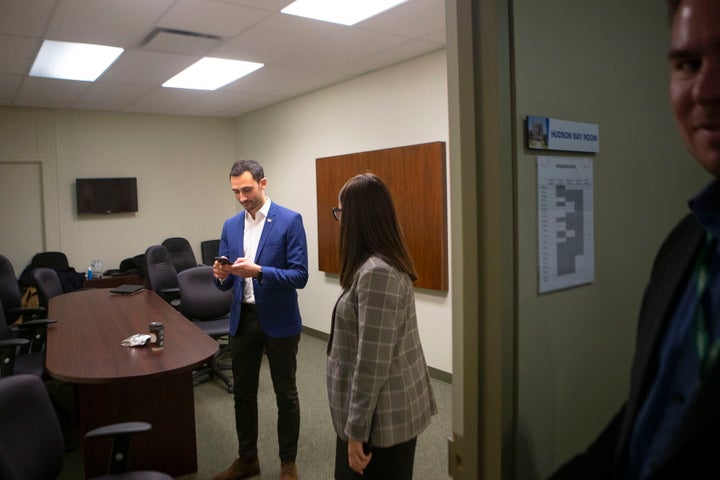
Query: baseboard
302 326 452 384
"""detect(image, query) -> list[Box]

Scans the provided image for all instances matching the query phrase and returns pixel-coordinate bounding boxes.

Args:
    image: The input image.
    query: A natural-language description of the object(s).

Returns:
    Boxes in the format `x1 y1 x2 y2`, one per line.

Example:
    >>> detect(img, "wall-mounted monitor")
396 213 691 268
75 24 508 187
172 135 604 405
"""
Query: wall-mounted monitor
76 177 138 215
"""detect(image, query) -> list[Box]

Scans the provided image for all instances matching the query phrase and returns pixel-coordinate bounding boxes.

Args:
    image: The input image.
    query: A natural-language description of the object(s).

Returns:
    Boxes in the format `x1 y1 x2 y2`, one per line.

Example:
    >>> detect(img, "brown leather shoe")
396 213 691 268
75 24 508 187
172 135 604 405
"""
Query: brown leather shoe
280 461 298 479
213 457 261 480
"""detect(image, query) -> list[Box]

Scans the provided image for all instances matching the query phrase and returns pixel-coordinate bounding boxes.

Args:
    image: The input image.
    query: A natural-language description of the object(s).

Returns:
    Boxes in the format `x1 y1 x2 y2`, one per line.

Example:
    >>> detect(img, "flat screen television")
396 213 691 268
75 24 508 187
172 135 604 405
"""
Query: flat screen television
76 177 138 215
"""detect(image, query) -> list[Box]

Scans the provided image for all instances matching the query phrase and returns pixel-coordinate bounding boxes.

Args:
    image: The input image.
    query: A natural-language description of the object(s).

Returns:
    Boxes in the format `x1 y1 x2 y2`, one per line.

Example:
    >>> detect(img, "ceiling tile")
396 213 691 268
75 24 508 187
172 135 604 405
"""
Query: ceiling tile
15 76 89 105
0 35 40 75
0 0 55 37
0 72 22 101
76 82 154 106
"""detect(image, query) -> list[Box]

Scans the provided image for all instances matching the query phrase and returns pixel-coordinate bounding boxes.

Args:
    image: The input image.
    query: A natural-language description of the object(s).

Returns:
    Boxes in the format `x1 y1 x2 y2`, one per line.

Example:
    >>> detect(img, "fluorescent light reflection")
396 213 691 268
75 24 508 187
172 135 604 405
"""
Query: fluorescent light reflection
281 0 410 26
30 40 123 82
163 57 263 91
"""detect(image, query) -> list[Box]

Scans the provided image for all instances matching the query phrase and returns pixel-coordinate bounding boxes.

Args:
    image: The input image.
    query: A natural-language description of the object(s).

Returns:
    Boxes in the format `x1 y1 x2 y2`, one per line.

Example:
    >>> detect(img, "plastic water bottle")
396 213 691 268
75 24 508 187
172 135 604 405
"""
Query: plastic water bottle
87 266 93 280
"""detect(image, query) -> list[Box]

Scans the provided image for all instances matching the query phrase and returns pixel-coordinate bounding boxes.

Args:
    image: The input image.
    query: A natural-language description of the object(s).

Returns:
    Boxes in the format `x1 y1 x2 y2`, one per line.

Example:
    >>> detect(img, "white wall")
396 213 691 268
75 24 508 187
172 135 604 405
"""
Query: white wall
233 49 452 373
54 111 238 271
0 107 237 276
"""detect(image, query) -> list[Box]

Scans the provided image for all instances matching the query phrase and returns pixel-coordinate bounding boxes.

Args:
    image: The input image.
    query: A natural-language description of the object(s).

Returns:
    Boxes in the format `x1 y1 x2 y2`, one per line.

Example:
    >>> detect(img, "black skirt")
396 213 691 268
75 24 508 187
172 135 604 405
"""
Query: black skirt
334 436 417 480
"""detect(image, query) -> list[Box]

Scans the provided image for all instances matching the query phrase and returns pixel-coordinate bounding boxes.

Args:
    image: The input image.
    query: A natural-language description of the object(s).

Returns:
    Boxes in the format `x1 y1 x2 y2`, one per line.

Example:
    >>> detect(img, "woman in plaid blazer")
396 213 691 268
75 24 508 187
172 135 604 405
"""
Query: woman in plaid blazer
326 173 437 480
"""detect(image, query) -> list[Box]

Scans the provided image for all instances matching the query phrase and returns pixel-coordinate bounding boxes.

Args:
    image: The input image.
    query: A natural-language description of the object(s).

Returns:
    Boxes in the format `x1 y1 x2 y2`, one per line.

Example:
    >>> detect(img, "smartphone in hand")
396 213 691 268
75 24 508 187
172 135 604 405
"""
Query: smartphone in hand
214 256 232 265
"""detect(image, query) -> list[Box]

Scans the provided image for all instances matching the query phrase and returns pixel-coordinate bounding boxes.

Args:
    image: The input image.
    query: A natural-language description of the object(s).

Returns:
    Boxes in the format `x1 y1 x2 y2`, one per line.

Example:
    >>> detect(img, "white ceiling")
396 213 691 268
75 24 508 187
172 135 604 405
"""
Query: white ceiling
0 0 446 118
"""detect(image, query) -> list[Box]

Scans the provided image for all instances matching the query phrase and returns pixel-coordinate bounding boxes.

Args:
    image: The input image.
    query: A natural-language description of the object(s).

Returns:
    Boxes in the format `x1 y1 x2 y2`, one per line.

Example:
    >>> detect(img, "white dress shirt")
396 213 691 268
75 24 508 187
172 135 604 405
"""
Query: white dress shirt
242 199 271 303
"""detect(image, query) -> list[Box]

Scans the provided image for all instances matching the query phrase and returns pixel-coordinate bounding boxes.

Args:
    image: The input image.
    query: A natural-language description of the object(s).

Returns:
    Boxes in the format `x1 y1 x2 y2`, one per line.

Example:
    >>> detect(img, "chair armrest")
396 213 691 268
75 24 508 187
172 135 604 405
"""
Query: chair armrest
85 421 152 439
12 319 58 329
159 287 180 295
0 338 30 348
8 306 47 320
11 319 58 353
85 421 153 474
0 338 30 377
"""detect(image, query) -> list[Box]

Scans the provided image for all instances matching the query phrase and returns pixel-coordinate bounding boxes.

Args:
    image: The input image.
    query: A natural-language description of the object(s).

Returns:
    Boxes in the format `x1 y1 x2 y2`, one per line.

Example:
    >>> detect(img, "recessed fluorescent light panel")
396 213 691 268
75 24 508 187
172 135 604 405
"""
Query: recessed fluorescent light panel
30 40 123 82
163 57 264 91
281 0 410 26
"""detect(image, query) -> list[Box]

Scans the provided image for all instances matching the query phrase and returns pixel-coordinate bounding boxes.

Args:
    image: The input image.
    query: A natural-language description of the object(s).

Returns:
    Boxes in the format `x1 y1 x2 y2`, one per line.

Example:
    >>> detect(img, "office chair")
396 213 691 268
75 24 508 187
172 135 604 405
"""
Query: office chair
29 251 69 270
161 237 197 273
177 265 233 392
31 267 65 310
18 251 84 294
0 255 46 325
0 374 173 480
0 300 56 377
200 239 221 265
144 245 181 309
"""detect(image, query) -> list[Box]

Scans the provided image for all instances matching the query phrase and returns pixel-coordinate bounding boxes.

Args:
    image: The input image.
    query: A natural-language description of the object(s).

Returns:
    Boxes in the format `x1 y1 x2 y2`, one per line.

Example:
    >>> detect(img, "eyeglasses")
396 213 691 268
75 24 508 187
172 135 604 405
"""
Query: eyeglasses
331 207 342 222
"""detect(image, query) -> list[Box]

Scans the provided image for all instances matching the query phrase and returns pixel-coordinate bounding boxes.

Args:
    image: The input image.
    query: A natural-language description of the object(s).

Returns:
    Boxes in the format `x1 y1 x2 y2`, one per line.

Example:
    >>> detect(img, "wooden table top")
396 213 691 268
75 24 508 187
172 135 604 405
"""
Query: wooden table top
47 288 218 383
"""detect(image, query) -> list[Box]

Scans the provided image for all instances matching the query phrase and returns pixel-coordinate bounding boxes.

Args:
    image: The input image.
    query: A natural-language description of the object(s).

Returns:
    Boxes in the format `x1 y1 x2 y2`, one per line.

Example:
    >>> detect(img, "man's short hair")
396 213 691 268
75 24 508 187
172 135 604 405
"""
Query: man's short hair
230 160 264 182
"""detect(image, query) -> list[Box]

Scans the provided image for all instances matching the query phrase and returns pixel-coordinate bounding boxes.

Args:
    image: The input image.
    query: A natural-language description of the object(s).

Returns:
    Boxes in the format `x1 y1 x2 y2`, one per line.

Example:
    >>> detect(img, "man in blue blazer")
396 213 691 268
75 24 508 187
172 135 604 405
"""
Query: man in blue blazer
550 0 720 478
212 160 308 480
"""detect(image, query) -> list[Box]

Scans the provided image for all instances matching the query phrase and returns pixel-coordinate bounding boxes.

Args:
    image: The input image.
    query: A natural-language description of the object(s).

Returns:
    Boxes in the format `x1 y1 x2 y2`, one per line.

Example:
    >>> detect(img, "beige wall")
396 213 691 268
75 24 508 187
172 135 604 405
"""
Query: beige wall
511 1 709 477
0 107 237 274
233 49 452 373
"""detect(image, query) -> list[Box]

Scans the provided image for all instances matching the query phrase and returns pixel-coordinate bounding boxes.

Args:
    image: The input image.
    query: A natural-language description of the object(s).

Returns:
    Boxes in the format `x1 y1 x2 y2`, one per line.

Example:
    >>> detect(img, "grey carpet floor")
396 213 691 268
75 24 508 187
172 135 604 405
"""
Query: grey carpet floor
60 333 452 479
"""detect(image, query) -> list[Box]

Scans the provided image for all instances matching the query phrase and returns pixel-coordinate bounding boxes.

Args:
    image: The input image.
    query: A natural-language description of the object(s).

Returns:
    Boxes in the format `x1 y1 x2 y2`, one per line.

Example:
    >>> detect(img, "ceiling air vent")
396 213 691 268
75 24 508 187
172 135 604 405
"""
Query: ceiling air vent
141 28 222 56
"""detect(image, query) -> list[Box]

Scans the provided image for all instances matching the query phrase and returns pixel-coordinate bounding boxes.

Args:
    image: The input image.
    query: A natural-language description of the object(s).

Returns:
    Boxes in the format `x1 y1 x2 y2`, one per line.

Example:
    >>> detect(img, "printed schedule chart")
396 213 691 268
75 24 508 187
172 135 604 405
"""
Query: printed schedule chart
537 156 595 293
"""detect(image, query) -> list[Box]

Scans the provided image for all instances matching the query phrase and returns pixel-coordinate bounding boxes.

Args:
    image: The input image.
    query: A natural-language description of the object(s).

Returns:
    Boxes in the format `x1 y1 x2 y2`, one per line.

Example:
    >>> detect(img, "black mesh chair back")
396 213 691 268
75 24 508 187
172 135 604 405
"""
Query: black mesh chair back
144 246 181 308
30 252 69 270
0 256 47 326
177 266 232 320
200 239 221 265
0 374 173 480
177 266 233 391
0 255 24 324
31 268 64 310
0 374 65 479
161 237 197 273
0 301 46 378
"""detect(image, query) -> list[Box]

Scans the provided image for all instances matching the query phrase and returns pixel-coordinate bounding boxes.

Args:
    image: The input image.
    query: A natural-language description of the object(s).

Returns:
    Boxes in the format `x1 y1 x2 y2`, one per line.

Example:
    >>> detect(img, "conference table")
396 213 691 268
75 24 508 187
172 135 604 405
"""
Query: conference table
47 288 219 478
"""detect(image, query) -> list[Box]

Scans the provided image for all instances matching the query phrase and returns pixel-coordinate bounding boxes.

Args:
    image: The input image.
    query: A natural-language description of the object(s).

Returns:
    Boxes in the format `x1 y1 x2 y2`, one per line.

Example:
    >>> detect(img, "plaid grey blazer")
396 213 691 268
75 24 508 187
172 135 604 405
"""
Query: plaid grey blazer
326 256 437 448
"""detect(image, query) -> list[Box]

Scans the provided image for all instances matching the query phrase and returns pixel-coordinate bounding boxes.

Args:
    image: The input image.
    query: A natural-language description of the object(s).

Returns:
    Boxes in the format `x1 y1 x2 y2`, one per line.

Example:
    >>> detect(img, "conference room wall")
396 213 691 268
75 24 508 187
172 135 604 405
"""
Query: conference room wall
0 107 237 277
233 49 452 374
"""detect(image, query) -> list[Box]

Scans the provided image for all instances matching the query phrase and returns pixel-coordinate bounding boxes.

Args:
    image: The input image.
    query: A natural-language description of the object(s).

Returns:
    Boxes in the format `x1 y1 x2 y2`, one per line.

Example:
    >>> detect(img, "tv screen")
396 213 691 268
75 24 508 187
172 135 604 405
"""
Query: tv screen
76 177 138 215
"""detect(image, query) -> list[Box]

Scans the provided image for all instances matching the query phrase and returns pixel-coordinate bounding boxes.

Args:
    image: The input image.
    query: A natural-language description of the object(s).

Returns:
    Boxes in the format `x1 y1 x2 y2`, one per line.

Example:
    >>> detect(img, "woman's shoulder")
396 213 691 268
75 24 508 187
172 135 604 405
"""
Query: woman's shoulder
360 255 390 270
358 256 407 281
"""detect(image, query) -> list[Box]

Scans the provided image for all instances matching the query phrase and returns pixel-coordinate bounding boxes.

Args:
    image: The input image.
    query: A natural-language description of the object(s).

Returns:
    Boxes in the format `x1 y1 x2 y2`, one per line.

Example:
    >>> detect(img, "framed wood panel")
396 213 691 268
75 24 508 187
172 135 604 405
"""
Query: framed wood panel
316 141 447 291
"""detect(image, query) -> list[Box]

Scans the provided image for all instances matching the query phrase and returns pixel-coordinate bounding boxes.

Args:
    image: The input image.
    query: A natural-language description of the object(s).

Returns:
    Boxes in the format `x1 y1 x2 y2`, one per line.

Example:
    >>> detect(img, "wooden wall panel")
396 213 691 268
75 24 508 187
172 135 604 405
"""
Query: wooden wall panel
315 141 447 291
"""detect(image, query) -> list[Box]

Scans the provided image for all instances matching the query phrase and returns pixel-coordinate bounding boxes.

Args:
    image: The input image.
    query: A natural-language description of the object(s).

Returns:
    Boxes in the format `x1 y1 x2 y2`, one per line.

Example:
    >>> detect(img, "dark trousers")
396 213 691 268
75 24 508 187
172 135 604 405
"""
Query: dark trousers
334 436 417 480
230 304 301 462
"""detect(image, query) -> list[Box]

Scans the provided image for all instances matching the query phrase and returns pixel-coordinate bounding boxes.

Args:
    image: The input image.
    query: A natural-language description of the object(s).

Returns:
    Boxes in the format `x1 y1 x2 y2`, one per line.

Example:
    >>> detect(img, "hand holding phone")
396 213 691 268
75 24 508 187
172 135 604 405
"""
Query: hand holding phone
214 256 232 265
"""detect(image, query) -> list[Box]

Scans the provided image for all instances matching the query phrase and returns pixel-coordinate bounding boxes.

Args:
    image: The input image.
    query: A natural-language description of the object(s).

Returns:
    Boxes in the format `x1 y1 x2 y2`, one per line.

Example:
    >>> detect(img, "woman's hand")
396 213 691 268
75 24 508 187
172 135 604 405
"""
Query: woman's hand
348 438 372 474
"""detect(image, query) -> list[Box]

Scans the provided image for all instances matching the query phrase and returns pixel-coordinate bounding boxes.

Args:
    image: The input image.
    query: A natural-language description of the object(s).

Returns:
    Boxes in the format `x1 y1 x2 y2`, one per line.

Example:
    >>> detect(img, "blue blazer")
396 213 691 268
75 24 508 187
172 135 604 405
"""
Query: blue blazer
216 202 308 338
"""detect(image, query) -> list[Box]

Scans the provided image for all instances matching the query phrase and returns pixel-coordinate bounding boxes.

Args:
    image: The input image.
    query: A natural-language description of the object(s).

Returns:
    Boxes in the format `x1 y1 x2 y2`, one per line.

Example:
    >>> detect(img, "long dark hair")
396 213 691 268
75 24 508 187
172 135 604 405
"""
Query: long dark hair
338 173 417 288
